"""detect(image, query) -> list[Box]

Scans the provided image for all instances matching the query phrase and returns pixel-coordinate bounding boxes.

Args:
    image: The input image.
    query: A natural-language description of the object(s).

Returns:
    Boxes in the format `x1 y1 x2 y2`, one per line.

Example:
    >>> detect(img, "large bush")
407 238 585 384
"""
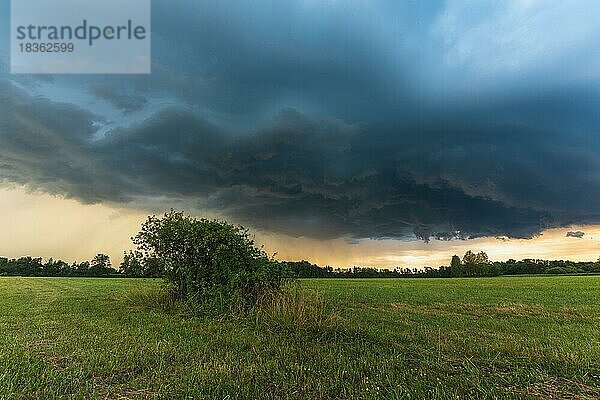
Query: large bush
132 211 289 306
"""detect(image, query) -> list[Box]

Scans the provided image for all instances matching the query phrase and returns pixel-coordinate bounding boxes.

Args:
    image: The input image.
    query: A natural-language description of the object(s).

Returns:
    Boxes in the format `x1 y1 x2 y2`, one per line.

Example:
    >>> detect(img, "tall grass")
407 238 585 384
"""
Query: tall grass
118 282 176 311
252 284 340 333
119 281 340 334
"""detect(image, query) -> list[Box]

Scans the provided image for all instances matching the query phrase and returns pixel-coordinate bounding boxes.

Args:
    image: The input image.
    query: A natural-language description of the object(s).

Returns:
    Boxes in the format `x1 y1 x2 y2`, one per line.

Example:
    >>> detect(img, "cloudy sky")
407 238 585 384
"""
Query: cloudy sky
1 0 599 267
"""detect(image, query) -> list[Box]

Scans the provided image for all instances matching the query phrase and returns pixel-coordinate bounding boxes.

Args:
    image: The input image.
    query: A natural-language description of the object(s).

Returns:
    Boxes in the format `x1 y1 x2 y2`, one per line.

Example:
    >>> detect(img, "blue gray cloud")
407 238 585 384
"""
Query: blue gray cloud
1 0 600 241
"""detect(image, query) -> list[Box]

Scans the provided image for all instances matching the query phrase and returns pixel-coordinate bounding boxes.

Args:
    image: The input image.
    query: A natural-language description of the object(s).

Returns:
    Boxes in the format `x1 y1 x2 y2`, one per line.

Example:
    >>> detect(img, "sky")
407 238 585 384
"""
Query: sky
1 0 600 267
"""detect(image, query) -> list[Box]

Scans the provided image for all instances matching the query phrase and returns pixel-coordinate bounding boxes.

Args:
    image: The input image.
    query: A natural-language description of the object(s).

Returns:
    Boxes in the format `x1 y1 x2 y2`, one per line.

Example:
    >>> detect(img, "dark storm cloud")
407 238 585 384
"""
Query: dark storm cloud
89 84 148 115
372 87 600 220
137 0 435 120
0 80 564 240
566 231 585 239
1 1 600 240
0 81 128 202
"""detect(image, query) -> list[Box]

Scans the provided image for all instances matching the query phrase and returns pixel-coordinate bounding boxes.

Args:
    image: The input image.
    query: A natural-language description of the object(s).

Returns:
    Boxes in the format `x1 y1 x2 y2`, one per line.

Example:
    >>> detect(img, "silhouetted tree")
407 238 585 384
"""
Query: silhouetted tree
120 251 144 277
89 254 114 276
462 251 490 276
450 255 462 277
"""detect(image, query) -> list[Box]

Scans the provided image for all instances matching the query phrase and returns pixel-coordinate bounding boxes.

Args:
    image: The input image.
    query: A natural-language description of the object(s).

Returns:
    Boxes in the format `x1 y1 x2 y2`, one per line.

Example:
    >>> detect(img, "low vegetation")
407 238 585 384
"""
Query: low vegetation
252 285 339 334
1 212 599 398
0 277 598 399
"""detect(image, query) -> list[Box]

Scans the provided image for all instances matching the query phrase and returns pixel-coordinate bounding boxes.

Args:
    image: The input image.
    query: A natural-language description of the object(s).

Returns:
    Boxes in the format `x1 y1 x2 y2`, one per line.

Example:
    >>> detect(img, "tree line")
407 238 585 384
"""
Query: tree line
2 250 599 279
0 254 116 277
0 252 168 278
286 251 600 278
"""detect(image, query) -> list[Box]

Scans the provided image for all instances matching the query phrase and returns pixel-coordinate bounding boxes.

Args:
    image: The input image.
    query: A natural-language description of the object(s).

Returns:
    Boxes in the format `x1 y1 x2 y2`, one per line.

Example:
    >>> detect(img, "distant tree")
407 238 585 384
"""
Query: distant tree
591 258 600 273
462 251 477 276
91 253 111 268
0 257 7 276
450 255 462 277
462 251 490 276
42 258 70 276
463 251 489 265
74 261 89 275
119 250 164 278
89 254 113 276
544 266 568 274
119 251 144 277
476 251 491 276
14 257 43 276
477 251 490 265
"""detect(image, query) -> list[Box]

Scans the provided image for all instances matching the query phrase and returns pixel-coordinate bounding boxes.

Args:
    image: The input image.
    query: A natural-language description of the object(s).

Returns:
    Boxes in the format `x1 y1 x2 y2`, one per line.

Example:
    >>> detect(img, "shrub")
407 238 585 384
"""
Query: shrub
131 210 290 308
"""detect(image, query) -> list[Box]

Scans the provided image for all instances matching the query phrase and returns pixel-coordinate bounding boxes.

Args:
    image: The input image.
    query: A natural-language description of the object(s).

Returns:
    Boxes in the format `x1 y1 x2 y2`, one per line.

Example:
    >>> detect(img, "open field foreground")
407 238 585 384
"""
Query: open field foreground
0 277 599 399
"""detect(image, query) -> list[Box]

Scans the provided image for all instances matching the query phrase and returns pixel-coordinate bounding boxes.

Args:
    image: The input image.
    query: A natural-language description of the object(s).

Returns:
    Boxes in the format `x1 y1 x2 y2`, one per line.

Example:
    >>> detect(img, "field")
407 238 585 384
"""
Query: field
0 277 598 399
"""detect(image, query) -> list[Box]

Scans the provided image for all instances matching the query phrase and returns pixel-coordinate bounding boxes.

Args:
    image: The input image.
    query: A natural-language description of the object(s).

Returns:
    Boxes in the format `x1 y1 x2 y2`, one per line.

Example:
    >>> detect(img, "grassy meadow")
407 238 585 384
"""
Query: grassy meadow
0 276 598 399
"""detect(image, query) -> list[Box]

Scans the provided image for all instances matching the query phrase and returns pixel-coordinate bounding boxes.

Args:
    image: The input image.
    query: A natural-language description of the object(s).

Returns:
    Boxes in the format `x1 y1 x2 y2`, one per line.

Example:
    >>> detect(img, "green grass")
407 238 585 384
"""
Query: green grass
0 277 599 399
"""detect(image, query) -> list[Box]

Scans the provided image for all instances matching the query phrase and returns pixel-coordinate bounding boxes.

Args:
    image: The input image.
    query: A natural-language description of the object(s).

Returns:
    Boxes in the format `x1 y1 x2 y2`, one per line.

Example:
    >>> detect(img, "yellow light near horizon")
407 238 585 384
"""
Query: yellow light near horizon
0 186 146 264
259 227 600 268
0 185 599 268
